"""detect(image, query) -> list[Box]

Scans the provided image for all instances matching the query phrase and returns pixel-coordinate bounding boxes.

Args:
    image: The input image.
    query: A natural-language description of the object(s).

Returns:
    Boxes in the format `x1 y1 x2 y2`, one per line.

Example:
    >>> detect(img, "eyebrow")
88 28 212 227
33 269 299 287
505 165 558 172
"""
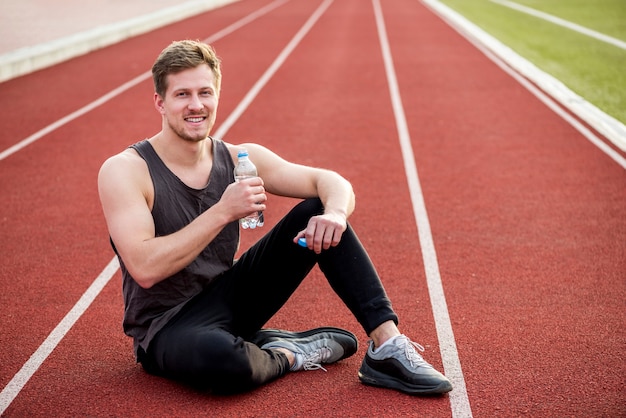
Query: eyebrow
170 85 215 94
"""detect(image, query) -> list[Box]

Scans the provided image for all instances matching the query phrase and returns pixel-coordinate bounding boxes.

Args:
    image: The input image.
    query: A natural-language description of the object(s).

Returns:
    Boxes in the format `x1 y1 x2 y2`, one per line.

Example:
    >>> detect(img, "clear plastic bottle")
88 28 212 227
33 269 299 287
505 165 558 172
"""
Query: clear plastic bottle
233 149 263 229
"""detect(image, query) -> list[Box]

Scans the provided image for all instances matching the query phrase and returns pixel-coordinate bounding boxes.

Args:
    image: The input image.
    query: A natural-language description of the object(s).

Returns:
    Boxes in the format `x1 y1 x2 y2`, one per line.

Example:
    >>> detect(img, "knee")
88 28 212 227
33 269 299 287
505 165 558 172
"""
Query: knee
294 198 324 219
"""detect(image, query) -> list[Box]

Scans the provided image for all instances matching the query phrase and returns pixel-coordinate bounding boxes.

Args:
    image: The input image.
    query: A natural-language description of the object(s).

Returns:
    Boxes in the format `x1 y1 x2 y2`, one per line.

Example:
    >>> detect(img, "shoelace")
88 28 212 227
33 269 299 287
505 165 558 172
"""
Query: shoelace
399 337 431 369
301 346 332 371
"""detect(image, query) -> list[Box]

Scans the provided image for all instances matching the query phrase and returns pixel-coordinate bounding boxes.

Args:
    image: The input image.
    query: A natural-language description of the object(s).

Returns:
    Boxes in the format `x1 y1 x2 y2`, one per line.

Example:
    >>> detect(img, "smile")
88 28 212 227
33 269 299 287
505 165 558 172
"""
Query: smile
185 116 206 123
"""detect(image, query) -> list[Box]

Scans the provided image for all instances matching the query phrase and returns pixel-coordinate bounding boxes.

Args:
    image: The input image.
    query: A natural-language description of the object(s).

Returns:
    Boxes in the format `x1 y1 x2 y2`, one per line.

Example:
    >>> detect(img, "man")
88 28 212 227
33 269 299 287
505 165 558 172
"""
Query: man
98 40 452 395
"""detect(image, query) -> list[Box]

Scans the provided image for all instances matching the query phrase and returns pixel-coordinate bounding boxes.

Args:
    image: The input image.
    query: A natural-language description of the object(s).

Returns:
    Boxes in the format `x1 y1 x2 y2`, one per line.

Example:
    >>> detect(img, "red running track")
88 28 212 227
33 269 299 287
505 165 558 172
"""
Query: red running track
1 0 624 416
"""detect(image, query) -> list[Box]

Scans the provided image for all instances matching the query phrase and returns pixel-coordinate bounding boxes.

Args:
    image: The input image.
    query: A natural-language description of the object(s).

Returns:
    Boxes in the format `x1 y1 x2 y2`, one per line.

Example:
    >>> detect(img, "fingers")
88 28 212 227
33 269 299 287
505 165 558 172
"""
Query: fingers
240 178 267 207
227 177 267 217
297 215 346 253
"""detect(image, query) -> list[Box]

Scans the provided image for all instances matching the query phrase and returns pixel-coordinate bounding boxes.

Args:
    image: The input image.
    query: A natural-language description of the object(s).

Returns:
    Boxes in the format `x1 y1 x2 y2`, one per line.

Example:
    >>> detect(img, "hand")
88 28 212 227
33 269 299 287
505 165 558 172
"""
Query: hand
222 177 267 221
294 212 347 254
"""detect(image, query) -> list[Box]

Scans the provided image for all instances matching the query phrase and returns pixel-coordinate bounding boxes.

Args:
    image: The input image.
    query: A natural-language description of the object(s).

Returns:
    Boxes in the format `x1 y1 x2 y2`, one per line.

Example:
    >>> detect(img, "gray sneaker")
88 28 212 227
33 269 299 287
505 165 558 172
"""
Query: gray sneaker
254 327 358 371
358 335 452 395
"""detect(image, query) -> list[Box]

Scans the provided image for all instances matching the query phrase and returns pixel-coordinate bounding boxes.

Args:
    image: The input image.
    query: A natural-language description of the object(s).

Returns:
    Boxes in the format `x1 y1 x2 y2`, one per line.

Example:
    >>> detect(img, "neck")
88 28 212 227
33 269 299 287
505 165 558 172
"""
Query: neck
150 132 213 167
149 133 214 189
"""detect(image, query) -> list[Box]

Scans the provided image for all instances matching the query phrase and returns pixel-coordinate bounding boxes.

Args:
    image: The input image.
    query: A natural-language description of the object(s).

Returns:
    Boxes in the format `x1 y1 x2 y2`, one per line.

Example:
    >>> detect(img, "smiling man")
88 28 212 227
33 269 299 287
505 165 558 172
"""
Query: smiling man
97 40 452 395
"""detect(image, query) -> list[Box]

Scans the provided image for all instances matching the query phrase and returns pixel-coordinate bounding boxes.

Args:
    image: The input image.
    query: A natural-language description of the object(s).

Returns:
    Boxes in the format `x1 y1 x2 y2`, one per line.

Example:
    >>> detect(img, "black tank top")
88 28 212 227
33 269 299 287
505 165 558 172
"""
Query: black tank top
116 138 239 356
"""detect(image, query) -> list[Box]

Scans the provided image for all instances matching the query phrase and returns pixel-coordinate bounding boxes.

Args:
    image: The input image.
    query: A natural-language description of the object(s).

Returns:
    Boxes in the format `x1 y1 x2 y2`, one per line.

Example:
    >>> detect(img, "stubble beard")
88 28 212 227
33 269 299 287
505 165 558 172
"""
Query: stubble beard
168 115 213 143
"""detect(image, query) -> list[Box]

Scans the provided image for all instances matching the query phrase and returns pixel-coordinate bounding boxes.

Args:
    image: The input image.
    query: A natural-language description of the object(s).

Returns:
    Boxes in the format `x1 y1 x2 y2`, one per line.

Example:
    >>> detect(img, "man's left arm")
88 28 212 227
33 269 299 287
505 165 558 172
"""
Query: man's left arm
234 143 355 253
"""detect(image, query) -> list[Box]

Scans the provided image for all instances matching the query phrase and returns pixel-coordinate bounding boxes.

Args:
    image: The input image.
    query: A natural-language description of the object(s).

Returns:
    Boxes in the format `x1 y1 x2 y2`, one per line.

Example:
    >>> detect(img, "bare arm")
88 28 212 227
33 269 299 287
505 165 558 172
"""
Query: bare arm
97 149 266 288
233 143 355 253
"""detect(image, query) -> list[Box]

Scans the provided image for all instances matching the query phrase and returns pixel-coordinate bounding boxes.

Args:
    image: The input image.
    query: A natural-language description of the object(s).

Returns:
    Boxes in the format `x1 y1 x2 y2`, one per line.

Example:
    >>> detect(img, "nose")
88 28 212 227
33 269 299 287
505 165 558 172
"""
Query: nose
188 94 204 110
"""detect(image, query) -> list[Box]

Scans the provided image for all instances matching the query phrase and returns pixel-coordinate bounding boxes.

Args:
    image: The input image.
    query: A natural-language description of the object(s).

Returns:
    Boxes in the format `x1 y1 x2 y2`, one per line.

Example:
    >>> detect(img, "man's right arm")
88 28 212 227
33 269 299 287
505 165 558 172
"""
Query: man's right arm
97 150 265 288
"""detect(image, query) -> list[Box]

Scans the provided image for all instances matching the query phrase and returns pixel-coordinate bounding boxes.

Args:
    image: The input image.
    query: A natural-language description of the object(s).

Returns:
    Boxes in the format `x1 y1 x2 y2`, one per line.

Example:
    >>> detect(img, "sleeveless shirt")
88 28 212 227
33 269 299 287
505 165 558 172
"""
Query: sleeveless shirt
115 138 239 356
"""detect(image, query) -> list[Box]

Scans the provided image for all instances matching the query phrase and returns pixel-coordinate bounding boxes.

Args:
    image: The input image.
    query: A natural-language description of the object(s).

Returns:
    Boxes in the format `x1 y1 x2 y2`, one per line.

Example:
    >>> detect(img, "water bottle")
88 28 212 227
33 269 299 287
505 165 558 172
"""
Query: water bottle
234 149 264 229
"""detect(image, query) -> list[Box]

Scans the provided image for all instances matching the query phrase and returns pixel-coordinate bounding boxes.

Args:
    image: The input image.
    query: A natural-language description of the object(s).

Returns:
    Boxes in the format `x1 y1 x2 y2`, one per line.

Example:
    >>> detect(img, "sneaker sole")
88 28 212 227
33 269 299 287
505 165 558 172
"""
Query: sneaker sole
358 361 453 395
251 327 358 360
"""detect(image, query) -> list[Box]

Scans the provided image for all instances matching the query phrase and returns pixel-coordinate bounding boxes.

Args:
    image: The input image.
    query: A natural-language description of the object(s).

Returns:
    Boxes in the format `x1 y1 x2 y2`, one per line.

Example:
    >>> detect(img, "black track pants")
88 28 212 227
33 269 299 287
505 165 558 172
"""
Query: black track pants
140 198 398 393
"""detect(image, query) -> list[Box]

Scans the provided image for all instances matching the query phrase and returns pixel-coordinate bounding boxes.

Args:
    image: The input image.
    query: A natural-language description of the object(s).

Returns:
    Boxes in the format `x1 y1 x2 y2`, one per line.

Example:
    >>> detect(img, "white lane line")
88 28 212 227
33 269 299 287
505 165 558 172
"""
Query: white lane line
491 0 626 51
475 35 626 170
0 258 120 415
423 0 626 168
372 1 472 417
214 0 334 139
0 0 289 162
0 74 146 161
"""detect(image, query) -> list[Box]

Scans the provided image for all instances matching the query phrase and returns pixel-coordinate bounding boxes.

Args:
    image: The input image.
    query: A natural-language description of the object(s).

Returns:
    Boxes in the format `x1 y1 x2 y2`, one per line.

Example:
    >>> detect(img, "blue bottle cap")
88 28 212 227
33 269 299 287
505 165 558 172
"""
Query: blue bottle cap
297 237 307 247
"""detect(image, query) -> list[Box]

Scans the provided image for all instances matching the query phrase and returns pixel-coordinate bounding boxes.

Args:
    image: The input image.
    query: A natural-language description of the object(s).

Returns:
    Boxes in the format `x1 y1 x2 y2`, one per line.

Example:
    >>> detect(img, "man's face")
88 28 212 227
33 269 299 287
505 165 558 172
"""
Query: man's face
155 64 219 142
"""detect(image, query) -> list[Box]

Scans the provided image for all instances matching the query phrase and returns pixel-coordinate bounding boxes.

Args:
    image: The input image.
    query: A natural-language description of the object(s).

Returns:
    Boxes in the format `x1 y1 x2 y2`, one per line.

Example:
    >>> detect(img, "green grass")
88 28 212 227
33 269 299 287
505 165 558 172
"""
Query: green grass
512 0 626 39
435 0 626 125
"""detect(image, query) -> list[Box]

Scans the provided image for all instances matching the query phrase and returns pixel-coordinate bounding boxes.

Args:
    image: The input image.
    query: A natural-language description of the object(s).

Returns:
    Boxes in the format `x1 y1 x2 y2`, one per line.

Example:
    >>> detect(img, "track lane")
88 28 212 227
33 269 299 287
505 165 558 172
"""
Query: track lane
383 0 625 415
0 0 323 407
198 0 456 415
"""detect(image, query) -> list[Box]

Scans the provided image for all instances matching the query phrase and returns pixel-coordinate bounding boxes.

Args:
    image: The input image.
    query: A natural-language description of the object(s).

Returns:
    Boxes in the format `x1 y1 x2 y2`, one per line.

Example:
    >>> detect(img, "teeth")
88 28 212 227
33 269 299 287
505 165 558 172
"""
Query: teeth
186 117 204 123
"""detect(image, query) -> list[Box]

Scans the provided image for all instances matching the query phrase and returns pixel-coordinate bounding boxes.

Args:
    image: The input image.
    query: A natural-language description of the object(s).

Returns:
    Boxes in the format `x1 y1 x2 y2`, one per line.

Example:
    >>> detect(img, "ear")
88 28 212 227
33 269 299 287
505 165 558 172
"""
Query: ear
154 93 165 115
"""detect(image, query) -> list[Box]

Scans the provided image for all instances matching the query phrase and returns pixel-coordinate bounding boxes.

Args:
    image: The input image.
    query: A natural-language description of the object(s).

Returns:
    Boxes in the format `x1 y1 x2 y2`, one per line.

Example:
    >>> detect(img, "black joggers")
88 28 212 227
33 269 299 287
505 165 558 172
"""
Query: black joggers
139 198 398 393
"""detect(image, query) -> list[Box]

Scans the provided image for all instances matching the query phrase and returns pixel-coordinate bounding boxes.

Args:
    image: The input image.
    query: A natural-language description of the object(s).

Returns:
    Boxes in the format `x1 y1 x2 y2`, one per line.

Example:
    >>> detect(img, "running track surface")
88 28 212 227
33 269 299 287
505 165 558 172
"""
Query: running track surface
1 0 625 416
